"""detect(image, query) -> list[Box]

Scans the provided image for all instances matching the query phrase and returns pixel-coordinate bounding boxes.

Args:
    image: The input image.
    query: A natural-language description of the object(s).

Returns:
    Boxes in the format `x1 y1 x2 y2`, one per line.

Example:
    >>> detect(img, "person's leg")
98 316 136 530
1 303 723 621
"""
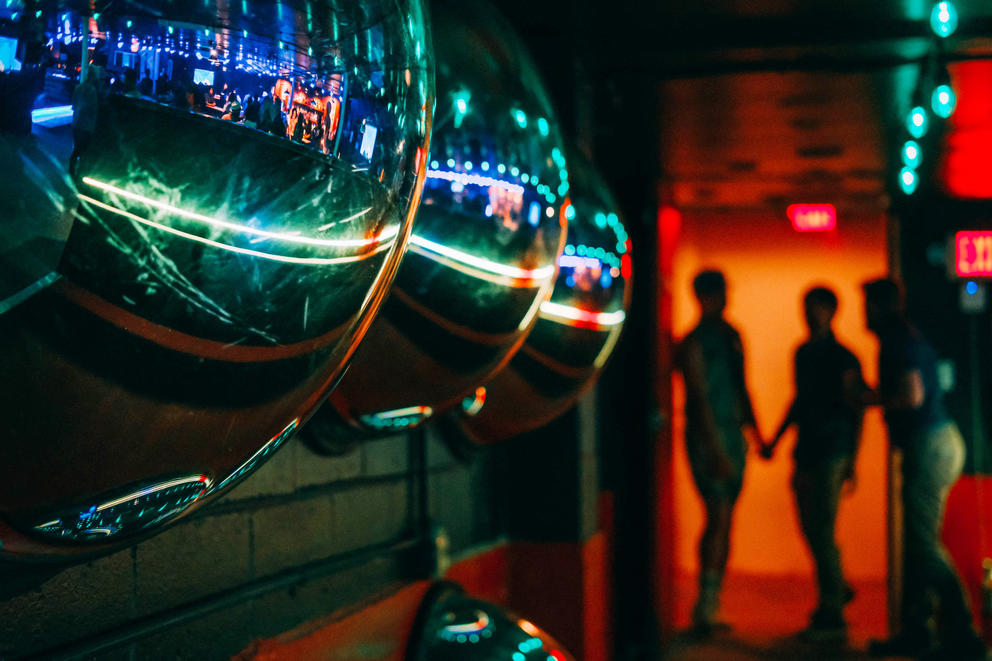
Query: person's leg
69 130 91 177
693 494 735 628
905 423 986 658
795 460 848 617
903 424 960 628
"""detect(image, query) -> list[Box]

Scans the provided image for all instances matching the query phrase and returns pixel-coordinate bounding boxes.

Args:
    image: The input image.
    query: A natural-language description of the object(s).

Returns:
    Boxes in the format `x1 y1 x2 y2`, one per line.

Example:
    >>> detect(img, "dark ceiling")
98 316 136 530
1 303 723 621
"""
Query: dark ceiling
495 0 992 217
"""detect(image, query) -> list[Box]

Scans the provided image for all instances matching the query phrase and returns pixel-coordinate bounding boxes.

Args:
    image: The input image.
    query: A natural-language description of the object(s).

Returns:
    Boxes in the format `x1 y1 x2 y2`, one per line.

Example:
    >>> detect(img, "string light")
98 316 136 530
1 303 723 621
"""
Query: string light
930 1 958 38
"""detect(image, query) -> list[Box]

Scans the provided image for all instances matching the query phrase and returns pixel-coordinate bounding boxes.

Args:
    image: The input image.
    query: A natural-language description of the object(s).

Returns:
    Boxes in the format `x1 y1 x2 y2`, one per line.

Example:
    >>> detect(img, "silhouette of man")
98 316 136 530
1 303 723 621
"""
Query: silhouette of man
862 278 987 660
763 286 864 641
676 269 762 635
69 68 98 177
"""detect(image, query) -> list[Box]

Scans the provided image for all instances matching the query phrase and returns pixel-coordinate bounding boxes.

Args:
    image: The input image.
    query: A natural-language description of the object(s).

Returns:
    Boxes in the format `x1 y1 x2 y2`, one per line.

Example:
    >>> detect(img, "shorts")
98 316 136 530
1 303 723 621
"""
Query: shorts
686 430 745 502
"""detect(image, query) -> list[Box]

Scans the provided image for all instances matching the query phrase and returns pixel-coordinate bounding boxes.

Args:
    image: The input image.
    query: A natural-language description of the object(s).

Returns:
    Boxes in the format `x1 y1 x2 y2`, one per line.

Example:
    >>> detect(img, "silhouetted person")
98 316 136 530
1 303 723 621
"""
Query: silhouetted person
138 68 152 97
676 269 763 635
69 68 98 177
862 279 987 661
222 92 241 121
242 94 260 128
170 79 190 110
123 67 139 97
763 286 865 641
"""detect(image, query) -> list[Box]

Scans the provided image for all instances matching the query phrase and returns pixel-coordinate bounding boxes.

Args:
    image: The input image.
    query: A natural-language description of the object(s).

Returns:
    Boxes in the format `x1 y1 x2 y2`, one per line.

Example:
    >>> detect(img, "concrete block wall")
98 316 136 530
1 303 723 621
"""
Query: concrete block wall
0 427 495 660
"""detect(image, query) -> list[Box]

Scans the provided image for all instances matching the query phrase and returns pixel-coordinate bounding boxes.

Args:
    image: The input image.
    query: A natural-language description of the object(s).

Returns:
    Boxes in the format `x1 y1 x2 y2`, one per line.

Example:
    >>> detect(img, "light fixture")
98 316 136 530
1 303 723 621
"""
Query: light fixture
907 105 929 139
930 1 958 38
901 140 922 168
900 167 919 194
932 64 957 119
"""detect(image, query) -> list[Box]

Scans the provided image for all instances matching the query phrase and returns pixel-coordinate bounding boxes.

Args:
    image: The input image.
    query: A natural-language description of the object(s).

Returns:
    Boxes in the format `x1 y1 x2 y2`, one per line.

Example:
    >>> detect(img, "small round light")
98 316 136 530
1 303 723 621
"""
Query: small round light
966 280 979 295
902 140 922 168
900 167 919 194
907 106 929 139
931 84 957 118
930 1 958 38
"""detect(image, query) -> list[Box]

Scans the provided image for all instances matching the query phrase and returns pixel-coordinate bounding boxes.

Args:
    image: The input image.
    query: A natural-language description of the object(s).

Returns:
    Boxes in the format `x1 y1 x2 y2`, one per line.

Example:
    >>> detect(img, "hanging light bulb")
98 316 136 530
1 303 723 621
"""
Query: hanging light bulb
902 140 922 168
900 167 919 195
907 105 929 139
930 1 958 38
932 84 957 118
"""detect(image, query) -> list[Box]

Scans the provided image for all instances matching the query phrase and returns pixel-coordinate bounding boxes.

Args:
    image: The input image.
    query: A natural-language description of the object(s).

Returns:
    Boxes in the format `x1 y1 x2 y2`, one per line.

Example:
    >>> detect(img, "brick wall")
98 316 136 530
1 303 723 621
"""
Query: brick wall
0 427 498 660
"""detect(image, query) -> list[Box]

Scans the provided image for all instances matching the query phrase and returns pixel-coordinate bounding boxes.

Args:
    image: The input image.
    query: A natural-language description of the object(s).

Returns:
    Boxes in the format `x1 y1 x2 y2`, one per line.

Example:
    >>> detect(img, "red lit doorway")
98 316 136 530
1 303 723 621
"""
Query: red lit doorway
668 208 890 642
656 70 892 644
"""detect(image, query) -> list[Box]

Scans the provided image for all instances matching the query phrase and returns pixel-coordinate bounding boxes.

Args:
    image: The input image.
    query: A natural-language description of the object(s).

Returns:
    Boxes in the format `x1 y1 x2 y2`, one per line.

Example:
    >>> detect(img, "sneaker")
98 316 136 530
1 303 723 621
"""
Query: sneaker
685 620 714 640
799 610 847 643
868 633 935 658
920 632 989 661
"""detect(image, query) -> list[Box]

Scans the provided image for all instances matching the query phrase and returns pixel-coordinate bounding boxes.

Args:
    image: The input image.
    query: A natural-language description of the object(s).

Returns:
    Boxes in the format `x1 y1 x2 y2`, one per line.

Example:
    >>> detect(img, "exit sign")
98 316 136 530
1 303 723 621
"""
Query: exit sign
956 231 992 277
788 204 836 232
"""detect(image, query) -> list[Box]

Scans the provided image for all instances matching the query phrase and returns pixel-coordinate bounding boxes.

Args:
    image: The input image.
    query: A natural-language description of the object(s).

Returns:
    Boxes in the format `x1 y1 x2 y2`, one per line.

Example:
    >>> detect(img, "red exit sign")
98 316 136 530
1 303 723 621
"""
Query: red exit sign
788 204 836 232
956 231 992 277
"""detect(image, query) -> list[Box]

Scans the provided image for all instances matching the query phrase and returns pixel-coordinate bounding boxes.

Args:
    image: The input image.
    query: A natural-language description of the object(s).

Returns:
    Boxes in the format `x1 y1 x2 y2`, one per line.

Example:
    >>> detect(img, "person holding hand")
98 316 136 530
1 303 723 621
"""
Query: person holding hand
762 286 865 641
676 269 763 636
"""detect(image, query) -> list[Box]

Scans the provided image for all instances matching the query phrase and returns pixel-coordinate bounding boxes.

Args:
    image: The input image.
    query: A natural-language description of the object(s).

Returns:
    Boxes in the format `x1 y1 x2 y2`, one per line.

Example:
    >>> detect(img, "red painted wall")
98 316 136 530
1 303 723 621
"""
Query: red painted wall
943 475 992 640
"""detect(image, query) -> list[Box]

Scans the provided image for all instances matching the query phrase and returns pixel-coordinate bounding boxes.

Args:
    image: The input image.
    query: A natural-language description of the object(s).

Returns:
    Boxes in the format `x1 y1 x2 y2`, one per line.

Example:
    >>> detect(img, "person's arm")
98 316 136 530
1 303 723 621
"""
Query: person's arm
763 398 796 460
884 369 925 410
842 364 867 489
732 331 764 451
680 338 735 479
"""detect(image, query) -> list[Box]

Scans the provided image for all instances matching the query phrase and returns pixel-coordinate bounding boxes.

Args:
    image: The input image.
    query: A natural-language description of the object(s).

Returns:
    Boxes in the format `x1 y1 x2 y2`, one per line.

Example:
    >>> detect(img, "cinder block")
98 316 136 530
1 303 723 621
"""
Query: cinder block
251 495 336 577
134 512 251 616
293 437 362 488
0 547 134 657
332 482 409 551
134 601 252 661
221 437 298 501
247 555 403 645
361 435 409 477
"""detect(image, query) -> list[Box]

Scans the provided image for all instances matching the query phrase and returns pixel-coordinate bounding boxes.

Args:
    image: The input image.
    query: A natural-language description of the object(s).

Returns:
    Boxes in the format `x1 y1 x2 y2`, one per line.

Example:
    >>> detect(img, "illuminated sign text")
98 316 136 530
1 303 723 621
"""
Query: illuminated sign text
787 204 836 232
956 230 992 277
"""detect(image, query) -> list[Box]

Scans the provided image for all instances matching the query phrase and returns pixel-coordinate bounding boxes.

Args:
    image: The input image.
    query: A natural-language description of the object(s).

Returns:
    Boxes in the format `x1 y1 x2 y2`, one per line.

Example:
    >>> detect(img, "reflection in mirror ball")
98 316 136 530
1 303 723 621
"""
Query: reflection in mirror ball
457 149 632 443
409 583 576 661
0 0 433 557
302 0 568 450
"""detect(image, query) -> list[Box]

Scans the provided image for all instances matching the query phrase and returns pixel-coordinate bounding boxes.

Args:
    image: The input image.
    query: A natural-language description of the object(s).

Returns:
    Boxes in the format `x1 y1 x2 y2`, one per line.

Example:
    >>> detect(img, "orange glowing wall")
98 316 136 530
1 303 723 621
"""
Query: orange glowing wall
671 210 889 580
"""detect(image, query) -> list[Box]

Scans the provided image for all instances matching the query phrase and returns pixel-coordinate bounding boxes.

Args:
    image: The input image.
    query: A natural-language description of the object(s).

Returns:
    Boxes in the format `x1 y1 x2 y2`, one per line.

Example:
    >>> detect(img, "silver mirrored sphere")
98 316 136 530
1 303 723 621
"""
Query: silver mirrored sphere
302 0 567 449
0 0 433 557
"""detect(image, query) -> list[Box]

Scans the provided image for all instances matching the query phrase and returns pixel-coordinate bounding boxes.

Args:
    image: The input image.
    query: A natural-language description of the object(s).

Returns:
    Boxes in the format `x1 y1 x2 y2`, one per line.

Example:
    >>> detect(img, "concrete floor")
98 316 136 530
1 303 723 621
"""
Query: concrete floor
662 572 890 661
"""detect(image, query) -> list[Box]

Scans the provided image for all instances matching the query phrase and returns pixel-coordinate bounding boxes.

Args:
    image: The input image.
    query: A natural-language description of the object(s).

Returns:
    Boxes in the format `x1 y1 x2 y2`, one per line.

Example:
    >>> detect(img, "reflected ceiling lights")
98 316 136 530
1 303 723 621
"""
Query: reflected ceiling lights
455 149 631 443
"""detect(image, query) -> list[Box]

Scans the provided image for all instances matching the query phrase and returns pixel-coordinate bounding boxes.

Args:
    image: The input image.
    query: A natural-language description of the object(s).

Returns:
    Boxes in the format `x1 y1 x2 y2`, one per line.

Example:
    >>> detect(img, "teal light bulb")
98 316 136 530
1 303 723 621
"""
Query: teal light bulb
512 108 527 128
931 84 957 118
907 106 929 139
930 1 958 38
899 167 919 195
902 140 922 168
